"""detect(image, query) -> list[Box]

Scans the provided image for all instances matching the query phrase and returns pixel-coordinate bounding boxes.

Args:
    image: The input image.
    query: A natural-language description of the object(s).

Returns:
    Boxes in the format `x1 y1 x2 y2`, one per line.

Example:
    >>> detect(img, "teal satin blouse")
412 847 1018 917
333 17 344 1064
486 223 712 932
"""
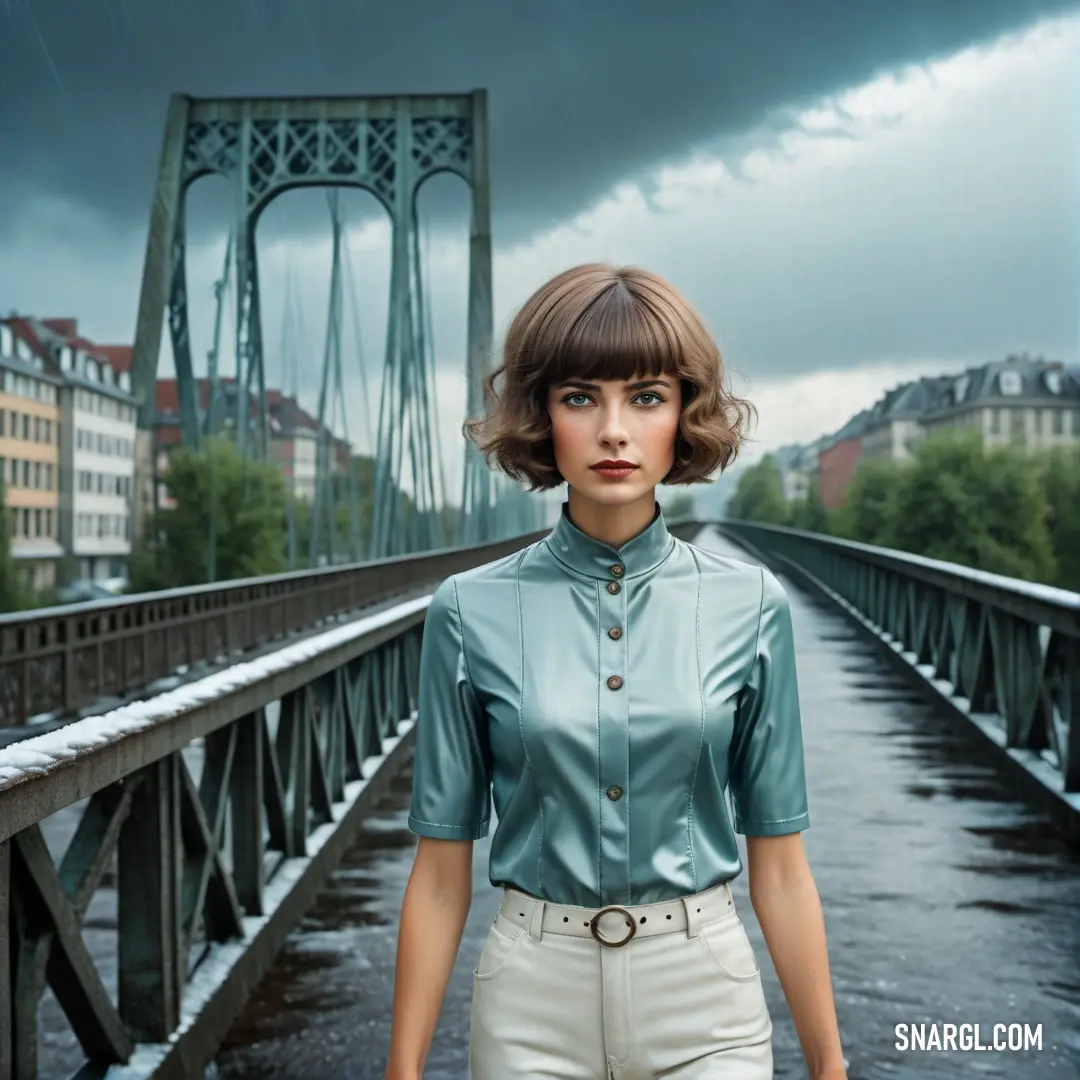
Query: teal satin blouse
408 504 810 907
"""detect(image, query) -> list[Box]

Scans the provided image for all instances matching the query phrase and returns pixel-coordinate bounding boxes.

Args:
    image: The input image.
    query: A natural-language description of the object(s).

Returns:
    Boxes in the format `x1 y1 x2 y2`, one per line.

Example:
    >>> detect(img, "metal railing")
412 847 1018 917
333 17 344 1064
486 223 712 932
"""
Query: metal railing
720 520 1080 794
4 514 1074 1078
0 521 577 1080
0 520 712 1079
0 530 548 727
0 593 429 1079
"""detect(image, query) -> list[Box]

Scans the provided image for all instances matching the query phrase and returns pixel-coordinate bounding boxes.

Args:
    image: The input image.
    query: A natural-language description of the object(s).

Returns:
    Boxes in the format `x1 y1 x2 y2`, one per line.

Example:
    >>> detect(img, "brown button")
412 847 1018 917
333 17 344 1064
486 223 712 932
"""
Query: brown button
611 564 624 577
608 626 622 640
607 581 621 595
607 674 623 690
606 785 624 801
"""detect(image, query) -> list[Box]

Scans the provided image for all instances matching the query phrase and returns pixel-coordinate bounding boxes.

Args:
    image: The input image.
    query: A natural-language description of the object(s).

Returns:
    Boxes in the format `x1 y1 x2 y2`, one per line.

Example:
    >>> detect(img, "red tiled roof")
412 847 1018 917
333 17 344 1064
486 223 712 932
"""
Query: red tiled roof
95 345 132 372
13 316 133 384
152 378 353 456
3 316 56 370
42 317 78 337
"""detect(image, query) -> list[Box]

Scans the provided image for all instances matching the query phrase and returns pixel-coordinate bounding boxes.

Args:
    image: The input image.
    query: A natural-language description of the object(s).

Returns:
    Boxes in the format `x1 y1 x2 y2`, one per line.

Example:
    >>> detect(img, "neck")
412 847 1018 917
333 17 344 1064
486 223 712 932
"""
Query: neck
565 487 658 548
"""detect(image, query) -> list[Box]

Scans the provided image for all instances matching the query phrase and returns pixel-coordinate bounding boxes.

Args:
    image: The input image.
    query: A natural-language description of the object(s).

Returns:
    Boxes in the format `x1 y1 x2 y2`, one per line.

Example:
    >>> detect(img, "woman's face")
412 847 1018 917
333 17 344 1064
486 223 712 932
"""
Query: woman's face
546 375 683 508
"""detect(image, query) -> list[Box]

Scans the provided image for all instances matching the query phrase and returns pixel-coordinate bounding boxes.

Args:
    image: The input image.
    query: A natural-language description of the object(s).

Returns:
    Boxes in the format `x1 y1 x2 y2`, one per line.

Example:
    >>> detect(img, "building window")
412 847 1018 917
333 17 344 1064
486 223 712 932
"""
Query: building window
1010 410 1025 443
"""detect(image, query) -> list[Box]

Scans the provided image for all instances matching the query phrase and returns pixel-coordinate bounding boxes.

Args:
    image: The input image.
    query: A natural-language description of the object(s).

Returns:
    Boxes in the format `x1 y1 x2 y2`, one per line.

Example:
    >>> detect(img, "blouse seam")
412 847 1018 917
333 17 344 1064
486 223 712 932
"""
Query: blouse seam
449 574 491 838
595 578 603 899
736 567 768 696
514 553 545 896
686 546 706 892
449 575 477 694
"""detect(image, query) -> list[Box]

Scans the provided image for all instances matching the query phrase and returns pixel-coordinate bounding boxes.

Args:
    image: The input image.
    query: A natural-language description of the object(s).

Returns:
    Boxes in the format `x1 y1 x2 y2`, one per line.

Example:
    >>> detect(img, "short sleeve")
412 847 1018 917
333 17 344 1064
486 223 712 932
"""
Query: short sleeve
407 576 492 840
728 568 810 837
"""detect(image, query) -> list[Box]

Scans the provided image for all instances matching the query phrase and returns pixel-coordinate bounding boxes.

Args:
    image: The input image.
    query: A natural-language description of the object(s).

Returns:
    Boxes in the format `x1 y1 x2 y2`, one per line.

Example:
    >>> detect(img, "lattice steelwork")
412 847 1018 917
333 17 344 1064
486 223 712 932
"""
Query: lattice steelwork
128 92 501 553
0 622 423 1079
722 521 1080 793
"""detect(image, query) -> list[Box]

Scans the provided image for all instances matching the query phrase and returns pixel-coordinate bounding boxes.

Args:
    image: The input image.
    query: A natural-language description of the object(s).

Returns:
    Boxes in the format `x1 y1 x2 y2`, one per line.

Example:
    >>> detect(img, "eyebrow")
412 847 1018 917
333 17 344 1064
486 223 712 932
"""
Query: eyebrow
557 378 672 391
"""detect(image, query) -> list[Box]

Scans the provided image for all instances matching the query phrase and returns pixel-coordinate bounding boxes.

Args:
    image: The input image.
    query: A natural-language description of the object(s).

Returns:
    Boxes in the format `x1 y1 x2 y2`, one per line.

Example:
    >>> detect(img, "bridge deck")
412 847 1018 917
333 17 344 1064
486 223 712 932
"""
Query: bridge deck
208 532 1080 1080
33 535 1080 1079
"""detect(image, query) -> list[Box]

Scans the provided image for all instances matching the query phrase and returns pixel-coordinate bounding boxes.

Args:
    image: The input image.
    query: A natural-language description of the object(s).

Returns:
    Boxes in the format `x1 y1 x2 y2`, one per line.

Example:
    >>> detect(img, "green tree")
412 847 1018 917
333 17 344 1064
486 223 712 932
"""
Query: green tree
788 477 829 534
832 459 901 545
885 429 1055 584
726 456 790 525
1041 444 1080 591
131 437 287 590
0 477 30 613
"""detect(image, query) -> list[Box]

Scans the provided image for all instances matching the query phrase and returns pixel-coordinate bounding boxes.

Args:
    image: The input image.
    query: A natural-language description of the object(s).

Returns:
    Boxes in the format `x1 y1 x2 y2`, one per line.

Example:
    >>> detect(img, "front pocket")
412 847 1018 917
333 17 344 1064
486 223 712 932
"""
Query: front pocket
473 915 525 982
697 911 761 981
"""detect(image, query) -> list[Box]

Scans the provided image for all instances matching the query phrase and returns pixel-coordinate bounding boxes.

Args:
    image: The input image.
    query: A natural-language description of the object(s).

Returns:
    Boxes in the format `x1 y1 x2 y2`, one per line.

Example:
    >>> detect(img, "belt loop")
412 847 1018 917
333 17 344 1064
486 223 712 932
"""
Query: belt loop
681 894 703 938
527 897 545 942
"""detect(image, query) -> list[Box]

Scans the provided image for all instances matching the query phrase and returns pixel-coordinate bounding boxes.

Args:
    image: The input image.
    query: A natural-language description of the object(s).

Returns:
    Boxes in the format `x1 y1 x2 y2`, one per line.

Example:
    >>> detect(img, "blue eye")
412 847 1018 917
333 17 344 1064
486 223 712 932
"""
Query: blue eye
564 393 591 407
635 391 664 406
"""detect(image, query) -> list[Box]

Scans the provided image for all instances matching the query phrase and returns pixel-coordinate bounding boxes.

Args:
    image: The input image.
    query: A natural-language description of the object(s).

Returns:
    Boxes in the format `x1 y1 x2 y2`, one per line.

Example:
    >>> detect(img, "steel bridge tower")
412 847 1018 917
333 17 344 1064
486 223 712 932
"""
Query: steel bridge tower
127 91 494 550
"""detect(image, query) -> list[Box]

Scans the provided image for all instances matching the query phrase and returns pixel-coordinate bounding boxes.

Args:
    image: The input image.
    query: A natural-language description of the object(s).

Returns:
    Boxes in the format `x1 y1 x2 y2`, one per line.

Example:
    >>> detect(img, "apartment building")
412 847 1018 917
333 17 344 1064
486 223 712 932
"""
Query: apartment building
772 439 827 503
0 321 64 590
810 355 1080 512
5 317 138 588
858 377 951 464
53 340 137 584
919 355 1080 450
817 410 871 511
154 378 349 506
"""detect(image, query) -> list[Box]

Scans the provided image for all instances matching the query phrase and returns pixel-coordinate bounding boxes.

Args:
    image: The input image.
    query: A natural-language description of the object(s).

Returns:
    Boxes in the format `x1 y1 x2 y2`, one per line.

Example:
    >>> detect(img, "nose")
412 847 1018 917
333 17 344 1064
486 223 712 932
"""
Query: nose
597 402 630 450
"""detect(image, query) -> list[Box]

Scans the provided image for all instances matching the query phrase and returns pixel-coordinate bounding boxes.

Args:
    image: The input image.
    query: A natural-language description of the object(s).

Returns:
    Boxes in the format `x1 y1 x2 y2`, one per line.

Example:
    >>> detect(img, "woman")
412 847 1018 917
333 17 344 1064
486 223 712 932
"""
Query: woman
385 264 846 1080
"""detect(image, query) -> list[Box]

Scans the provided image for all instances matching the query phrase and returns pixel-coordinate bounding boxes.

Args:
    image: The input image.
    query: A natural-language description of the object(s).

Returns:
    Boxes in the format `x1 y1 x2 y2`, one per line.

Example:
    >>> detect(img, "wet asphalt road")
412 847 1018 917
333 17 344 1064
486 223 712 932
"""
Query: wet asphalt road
208 533 1080 1080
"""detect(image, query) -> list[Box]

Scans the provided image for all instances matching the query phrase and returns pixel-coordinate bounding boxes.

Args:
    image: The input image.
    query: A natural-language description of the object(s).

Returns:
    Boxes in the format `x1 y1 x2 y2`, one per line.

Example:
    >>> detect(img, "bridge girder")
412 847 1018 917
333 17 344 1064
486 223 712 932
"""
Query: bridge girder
127 91 494 551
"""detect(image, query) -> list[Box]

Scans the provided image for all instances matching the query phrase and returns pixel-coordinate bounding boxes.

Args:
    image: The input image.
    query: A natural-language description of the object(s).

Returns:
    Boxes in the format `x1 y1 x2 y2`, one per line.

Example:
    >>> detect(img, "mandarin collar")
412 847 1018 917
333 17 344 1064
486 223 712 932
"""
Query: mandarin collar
546 502 674 580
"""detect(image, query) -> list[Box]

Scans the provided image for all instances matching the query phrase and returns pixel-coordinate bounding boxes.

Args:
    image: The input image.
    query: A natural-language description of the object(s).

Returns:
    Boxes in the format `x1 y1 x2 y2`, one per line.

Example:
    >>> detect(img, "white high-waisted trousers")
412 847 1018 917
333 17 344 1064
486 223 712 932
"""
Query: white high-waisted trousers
468 881 773 1079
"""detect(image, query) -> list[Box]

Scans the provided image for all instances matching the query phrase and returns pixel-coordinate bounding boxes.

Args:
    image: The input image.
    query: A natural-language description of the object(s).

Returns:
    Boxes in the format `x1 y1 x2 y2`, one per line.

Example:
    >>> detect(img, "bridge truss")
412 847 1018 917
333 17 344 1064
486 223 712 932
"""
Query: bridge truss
128 91 533 564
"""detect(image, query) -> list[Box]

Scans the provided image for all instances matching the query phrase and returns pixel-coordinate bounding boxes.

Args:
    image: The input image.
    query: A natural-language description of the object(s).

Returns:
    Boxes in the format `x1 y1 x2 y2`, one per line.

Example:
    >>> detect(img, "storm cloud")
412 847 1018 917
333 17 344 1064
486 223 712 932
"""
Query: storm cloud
0 0 1076 242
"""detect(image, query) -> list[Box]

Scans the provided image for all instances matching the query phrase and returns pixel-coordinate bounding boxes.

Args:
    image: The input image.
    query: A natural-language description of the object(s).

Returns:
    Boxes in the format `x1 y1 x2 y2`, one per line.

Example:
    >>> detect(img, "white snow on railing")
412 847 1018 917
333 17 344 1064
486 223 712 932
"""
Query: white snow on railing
723 521 1080 610
0 593 433 789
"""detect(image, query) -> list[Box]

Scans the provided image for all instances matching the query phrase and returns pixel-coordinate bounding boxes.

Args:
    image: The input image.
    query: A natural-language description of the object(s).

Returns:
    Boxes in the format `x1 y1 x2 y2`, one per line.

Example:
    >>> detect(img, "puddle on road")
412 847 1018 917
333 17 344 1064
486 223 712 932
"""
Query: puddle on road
215 770 418 1072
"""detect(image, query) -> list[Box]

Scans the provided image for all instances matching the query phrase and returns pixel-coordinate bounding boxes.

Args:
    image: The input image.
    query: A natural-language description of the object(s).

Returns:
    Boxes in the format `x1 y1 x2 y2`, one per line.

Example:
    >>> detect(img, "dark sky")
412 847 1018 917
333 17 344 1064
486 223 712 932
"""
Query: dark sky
0 0 1075 243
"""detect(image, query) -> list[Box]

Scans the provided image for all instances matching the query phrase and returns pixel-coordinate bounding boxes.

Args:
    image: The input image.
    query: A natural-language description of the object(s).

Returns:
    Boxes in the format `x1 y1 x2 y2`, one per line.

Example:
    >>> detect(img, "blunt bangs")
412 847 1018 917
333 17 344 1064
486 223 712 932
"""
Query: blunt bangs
545 281 682 386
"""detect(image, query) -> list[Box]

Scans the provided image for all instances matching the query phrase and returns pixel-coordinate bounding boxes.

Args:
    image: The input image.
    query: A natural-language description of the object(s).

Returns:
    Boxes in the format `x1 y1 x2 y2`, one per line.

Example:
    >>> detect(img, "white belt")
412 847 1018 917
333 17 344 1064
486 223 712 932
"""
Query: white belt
497 881 736 947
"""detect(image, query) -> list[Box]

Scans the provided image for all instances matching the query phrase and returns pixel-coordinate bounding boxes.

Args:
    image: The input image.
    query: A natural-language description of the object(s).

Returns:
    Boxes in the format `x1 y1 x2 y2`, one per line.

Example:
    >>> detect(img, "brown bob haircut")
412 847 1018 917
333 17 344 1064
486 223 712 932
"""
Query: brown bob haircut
464 263 754 490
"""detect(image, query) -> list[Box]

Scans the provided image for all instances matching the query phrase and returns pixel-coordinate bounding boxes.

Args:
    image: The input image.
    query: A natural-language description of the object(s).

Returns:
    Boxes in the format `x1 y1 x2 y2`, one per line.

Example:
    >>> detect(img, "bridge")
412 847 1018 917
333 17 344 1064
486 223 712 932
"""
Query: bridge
3 86 1079 1080
1 520 1078 1080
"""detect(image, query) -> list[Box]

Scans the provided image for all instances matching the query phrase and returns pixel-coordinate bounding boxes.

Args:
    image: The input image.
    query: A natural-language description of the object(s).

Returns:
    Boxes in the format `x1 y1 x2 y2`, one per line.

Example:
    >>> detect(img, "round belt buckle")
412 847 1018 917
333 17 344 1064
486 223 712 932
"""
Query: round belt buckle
589 905 636 947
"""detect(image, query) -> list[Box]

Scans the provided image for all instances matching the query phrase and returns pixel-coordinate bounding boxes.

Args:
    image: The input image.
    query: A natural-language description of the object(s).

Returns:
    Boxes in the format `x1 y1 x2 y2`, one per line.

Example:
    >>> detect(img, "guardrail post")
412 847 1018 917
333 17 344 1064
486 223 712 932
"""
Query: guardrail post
118 756 183 1042
1062 638 1080 793
232 710 265 916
